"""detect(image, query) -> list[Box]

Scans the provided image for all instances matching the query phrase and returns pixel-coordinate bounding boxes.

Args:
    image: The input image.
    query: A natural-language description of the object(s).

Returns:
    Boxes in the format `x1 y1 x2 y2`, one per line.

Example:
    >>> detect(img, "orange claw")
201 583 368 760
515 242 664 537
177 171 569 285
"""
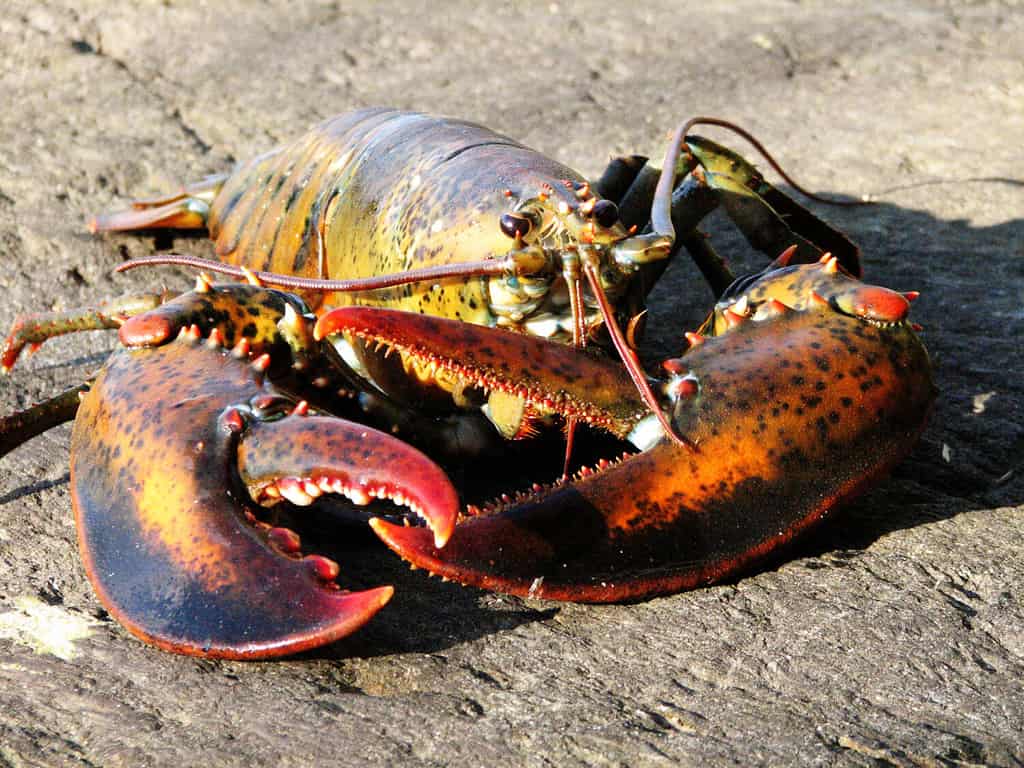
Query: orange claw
70 287 458 658
333 266 934 602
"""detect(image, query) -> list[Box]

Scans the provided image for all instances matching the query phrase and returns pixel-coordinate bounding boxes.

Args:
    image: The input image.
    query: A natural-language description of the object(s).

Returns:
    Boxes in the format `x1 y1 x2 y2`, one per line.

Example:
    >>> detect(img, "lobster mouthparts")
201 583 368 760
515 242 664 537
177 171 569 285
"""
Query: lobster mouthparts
71 329 458 658
317 261 934 602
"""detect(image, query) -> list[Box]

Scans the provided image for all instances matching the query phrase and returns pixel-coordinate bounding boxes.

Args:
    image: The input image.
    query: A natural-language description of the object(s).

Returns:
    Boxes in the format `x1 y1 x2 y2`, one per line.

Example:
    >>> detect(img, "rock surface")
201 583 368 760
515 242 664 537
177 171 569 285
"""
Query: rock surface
1 1 1022 765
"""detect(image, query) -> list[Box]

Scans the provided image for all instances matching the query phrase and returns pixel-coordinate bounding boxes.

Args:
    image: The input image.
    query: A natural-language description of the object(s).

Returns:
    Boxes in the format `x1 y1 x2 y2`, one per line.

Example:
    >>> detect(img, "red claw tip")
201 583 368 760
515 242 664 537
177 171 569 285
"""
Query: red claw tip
119 314 175 347
852 286 910 323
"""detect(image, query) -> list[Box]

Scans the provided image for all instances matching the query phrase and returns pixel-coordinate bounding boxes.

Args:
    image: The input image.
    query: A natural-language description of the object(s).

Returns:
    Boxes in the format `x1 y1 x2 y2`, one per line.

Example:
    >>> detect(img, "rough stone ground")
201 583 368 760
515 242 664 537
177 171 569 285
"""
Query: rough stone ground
0 1 1022 765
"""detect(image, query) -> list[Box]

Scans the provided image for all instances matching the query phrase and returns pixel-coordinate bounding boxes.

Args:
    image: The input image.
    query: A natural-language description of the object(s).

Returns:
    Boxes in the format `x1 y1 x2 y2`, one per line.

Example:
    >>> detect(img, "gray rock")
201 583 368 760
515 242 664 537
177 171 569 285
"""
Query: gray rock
0 1 1021 765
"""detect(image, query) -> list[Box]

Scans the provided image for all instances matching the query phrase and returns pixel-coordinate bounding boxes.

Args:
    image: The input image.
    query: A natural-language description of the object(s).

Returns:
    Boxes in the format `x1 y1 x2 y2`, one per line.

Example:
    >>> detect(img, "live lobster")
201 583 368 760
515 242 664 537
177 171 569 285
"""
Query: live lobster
0 109 933 658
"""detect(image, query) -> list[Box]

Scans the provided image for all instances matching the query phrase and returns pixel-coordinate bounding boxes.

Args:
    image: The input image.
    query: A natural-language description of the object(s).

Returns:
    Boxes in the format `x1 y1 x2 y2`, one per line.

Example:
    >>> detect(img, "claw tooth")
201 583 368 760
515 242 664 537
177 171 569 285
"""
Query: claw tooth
773 244 798 267
903 291 920 302
303 554 340 582
344 486 369 505
281 303 304 335
733 296 749 316
754 299 791 322
232 337 251 359
291 400 310 417
302 480 322 498
252 353 272 373
278 478 314 506
684 332 705 348
263 483 281 499
195 273 213 293
267 526 302 554
207 327 225 348
723 309 745 328
822 255 839 274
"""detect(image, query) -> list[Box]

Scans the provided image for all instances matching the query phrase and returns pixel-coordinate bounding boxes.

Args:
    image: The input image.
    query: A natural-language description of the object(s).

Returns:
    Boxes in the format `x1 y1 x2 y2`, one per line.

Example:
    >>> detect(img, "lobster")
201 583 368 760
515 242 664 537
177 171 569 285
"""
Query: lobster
0 109 933 658
4 109 863 445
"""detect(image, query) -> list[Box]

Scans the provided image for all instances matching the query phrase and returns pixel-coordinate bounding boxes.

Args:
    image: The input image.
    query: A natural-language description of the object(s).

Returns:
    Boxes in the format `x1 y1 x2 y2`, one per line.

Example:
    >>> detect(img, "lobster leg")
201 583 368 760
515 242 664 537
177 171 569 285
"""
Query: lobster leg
1 291 173 372
0 384 88 460
683 135 862 276
594 154 649 208
612 132 862 301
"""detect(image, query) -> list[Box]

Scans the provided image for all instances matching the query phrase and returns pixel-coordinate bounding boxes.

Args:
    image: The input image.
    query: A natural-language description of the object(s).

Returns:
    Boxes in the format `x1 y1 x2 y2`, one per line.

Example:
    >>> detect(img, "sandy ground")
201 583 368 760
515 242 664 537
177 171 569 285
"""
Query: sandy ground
0 1 1022 765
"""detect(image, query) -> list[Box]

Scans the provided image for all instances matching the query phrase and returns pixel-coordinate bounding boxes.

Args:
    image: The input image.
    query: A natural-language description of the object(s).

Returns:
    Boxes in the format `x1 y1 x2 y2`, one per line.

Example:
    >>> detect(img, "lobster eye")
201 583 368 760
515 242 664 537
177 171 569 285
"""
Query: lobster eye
500 212 533 239
592 199 619 228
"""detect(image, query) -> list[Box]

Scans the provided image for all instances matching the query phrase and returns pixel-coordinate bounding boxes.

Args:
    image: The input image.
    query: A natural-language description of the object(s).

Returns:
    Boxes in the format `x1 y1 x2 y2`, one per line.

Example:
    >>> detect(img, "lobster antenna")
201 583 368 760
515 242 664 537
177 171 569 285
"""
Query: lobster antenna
117 254 519 291
678 116 873 207
561 264 590 478
581 262 692 450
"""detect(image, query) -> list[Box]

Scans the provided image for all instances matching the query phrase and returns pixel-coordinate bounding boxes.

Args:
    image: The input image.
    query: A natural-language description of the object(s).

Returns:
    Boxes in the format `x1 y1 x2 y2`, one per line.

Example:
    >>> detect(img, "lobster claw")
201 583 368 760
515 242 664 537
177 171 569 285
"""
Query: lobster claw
318 261 933 602
72 305 459 658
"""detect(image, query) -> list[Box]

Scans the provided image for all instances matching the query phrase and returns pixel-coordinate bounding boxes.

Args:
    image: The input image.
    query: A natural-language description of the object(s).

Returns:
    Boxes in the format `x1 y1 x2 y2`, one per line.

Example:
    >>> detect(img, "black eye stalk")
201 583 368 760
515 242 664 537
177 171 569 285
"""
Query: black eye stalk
591 199 619 228
500 212 533 239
